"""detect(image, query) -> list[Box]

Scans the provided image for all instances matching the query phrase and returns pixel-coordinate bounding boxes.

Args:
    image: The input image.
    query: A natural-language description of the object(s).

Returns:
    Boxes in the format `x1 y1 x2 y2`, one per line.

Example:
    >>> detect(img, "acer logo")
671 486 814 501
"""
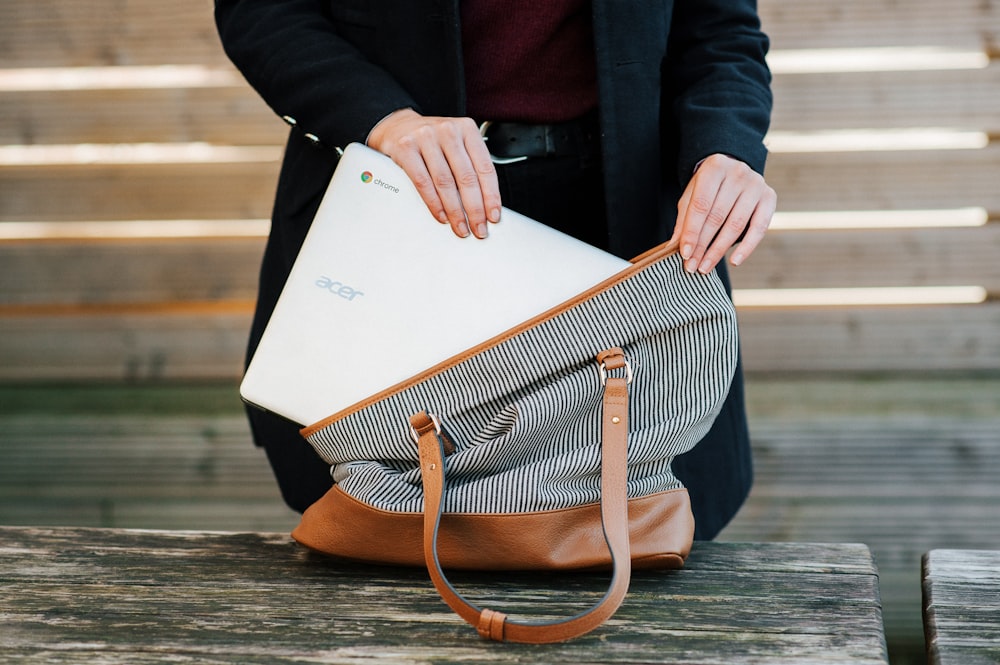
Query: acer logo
315 276 364 301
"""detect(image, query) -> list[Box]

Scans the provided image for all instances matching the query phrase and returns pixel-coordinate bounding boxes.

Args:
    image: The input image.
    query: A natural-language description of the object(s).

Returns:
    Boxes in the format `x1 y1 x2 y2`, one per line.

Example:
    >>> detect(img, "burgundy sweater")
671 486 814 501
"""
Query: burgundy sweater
461 0 598 123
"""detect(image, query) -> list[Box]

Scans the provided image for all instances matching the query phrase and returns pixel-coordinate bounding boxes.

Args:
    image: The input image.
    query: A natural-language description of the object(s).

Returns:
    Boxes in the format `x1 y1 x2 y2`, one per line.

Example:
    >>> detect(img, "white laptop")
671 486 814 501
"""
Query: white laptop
240 143 631 426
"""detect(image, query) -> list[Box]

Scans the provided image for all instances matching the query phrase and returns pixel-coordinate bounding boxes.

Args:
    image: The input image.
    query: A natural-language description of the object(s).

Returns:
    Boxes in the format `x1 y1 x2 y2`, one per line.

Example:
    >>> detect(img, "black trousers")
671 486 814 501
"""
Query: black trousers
249 149 752 540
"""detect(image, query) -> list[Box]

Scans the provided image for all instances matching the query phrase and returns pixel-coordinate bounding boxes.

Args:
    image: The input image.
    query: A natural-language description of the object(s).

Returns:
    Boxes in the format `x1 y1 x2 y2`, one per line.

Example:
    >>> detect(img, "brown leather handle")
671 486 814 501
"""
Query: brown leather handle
410 347 632 643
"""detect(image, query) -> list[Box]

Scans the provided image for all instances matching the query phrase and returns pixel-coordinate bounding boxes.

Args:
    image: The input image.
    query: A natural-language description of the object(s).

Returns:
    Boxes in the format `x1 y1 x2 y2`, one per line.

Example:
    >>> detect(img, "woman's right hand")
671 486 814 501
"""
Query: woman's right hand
366 109 502 239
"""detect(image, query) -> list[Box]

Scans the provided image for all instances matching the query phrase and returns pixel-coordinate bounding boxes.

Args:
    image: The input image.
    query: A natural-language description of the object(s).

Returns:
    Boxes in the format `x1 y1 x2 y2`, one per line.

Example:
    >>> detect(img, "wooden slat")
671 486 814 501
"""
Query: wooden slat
0 162 280 221
772 66 1000 132
0 309 253 381
0 0 227 68
923 549 1000 665
2 302 998 380
735 423 1000 500
6 66 998 146
4 0 997 67
738 302 1000 373
763 145 1000 212
0 415 272 500
0 385 300 531
0 238 264 306
2 224 995 310
0 87 285 146
1 498 298 533
2 145 996 222
732 224 1000 292
759 0 1000 49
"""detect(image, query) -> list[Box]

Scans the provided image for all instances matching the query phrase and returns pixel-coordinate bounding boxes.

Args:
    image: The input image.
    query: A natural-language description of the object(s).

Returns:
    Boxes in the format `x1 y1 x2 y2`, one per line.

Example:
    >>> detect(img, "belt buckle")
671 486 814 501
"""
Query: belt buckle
479 121 529 165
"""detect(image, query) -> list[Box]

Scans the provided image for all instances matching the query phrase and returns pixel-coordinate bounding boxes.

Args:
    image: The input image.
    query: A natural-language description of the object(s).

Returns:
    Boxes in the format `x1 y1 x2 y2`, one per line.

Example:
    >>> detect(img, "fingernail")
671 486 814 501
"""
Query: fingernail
681 244 693 259
698 261 712 274
731 252 744 266
437 212 449 224
489 208 501 223
685 258 698 274
474 222 488 239
457 221 470 237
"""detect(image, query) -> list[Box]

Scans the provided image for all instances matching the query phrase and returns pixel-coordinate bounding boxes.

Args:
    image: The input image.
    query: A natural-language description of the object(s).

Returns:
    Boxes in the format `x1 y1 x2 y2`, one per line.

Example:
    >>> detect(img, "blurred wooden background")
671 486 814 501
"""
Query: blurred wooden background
2 0 999 377
1 1 999 662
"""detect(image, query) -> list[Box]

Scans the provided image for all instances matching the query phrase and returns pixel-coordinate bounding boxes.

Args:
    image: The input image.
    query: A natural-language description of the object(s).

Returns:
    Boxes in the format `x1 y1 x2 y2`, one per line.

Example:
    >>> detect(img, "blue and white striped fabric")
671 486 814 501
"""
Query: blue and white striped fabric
305 250 738 515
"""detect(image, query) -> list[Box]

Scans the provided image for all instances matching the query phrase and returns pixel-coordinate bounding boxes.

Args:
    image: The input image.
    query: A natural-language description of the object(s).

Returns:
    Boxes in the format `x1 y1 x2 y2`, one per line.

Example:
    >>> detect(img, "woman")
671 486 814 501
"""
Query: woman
215 0 776 539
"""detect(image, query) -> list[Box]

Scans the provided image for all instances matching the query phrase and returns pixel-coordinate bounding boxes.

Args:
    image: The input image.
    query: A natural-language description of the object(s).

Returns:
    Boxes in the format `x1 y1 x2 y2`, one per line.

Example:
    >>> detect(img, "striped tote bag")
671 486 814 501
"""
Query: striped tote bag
292 240 739 643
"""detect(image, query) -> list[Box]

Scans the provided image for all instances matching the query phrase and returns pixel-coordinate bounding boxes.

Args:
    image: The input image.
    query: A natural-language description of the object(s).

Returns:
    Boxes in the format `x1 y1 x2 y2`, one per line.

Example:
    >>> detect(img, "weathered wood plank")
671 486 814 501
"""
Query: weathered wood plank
0 162 280 221
7 66 997 146
732 224 1000 292
0 308 254 381
4 0 998 68
0 527 889 664
763 146 1000 213
2 302 999 380
7 68 994 150
4 145 995 222
3 224 995 309
759 0 1000 49
738 302 1000 373
772 66 1000 132
0 384 298 530
0 238 265 306
0 497 299 535
736 423 1000 500
744 375 1000 421
0 415 270 500
0 87 285 146
923 549 1000 665
0 0 227 68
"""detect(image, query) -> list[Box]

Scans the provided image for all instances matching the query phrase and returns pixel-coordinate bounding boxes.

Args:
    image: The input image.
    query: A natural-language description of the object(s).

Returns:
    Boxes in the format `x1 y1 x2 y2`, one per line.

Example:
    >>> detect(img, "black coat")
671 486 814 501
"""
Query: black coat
216 0 772 539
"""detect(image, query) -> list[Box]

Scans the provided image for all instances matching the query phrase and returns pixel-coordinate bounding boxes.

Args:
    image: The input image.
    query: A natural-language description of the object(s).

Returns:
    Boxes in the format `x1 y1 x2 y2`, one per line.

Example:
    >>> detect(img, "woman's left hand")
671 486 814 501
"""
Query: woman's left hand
672 153 777 274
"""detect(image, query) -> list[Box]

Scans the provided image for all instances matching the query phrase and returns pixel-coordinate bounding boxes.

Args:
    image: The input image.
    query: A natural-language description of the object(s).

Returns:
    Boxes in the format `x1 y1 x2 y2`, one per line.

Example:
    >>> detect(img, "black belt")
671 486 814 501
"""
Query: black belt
478 111 601 163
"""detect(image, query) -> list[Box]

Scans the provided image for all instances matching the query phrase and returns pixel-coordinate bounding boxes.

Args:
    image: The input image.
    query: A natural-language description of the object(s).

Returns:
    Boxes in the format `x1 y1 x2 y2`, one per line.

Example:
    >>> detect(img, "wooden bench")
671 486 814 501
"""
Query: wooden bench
923 549 1000 665
0 526 889 664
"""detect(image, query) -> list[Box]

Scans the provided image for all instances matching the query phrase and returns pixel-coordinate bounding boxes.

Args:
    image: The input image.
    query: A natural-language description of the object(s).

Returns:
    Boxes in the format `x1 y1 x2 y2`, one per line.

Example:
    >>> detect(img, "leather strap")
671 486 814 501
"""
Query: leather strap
410 347 632 643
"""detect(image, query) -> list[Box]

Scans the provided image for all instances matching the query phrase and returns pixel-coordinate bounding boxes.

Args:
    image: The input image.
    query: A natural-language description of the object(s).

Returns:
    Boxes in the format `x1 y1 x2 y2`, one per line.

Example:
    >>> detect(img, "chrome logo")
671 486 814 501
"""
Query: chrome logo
361 171 401 194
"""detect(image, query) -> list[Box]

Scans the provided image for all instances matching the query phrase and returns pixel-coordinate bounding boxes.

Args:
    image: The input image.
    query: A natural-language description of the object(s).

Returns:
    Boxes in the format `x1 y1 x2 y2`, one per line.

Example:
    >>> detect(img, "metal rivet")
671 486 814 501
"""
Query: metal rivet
612 416 621 424
429 463 436 470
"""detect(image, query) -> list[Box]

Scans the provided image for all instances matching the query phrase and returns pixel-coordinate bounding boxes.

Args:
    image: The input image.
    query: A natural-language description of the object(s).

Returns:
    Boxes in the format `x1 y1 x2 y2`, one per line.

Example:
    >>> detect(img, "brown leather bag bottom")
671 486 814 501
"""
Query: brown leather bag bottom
292 485 694 571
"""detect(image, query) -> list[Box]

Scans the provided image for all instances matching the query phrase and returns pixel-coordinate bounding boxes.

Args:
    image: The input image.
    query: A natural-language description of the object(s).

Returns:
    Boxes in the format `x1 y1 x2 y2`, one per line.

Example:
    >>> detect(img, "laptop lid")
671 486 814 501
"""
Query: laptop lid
240 143 631 426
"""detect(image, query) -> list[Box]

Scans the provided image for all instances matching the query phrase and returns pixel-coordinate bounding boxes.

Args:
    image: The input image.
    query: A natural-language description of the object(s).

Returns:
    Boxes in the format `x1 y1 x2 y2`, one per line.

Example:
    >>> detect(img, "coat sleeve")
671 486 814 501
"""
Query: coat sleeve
214 0 418 149
663 0 773 180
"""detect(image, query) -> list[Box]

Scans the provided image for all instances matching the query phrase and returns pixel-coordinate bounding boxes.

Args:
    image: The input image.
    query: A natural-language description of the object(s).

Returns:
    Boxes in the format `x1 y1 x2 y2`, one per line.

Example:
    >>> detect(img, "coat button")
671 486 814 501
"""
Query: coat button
281 115 297 126
304 133 320 144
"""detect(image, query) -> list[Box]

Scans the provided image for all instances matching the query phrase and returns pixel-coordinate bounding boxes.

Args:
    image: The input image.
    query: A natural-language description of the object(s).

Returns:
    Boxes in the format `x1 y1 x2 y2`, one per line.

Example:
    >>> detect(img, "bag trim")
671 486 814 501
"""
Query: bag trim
292 483 693 571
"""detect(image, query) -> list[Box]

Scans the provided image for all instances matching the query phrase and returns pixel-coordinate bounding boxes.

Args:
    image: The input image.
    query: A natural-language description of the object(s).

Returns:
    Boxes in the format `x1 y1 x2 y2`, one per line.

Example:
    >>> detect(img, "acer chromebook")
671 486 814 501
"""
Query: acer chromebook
240 142 631 427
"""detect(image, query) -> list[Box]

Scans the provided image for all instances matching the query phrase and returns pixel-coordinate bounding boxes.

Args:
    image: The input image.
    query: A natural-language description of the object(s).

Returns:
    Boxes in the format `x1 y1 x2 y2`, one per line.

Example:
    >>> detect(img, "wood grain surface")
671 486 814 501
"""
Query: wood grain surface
0 526 889 664
923 549 1000 665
